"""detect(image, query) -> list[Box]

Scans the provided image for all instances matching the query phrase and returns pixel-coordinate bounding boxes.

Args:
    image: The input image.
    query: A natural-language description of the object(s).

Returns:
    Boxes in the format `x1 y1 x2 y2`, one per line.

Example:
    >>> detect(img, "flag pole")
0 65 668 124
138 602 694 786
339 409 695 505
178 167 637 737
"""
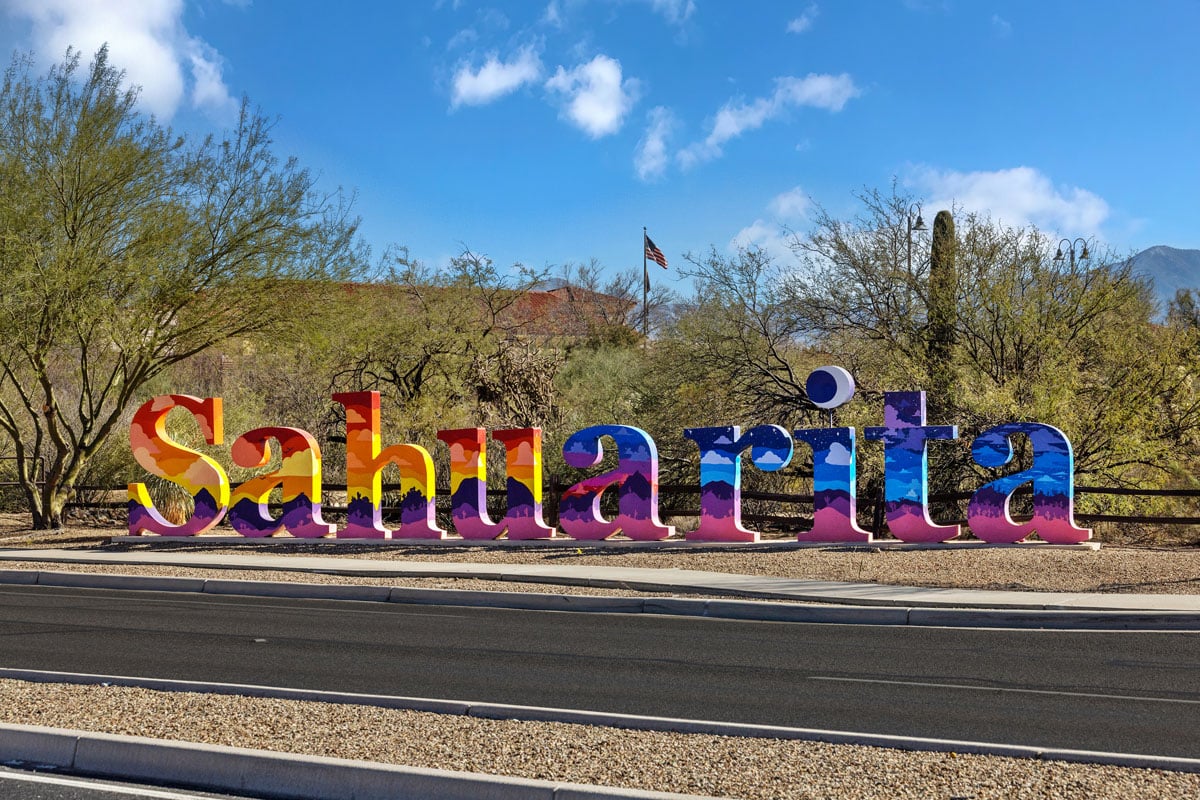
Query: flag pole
642 226 649 342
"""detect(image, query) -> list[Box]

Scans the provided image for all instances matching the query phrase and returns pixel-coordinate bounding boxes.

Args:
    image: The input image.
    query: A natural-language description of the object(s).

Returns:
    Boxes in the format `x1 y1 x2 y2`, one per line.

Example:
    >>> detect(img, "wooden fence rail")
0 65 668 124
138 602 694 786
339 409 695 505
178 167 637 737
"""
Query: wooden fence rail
57 477 1200 531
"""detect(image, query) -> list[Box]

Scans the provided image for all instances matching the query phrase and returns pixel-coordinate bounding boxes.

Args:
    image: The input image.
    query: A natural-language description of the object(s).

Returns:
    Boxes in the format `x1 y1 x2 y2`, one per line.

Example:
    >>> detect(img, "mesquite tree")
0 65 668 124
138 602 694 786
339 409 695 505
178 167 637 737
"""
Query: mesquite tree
0 48 360 529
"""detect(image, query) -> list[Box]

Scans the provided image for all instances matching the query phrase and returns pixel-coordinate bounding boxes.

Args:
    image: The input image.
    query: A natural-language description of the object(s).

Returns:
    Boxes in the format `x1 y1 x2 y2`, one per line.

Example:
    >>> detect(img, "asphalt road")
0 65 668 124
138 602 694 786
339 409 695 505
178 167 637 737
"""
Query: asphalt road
0 585 1197 758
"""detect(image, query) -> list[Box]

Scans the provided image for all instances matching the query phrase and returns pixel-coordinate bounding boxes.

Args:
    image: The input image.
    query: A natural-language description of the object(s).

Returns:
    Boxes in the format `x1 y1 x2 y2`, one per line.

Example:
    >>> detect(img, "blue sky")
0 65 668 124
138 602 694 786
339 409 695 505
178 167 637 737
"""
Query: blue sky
2 0 1198 290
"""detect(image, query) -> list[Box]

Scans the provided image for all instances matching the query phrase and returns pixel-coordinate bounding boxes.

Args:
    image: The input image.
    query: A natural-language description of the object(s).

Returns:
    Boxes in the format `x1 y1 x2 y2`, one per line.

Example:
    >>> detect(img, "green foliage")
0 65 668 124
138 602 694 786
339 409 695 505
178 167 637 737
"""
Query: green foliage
553 259 672 348
325 247 555 437
1169 288 1200 330
673 246 820 428
678 187 1200 521
556 346 646 429
0 48 361 528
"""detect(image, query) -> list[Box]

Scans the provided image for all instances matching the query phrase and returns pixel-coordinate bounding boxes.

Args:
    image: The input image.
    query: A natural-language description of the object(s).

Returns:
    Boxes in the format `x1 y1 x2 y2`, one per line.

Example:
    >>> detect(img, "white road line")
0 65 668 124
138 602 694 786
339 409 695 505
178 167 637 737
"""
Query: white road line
0 768 221 798
810 675 1200 704
0 588 468 618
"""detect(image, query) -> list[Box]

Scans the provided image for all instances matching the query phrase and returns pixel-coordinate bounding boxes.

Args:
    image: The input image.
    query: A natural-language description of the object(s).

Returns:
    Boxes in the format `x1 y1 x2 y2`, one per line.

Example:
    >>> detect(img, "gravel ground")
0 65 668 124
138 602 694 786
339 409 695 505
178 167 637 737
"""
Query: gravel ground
2 514 1199 798
1 679 1197 800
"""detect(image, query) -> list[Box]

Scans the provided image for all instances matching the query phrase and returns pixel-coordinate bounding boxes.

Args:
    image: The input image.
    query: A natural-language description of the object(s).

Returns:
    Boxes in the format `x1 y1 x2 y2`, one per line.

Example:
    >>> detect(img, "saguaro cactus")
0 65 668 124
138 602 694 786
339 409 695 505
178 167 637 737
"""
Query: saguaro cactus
927 210 957 411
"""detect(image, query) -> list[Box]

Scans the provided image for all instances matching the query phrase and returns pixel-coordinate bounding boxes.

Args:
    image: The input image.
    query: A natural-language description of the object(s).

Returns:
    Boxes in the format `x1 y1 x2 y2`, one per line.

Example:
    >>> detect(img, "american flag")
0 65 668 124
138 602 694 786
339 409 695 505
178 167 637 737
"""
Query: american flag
644 234 668 268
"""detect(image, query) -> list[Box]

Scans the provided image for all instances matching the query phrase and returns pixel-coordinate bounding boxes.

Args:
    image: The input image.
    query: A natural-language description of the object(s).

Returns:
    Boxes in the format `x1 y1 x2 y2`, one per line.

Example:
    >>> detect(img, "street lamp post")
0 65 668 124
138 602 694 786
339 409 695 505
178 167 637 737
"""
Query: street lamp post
907 202 927 272
1054 237 1091 267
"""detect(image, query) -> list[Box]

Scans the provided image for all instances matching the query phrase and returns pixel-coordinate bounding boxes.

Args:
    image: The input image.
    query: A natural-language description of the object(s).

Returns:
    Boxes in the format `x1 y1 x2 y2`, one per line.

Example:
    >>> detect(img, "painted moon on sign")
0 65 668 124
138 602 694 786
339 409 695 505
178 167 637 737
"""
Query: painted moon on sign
806 366 856 410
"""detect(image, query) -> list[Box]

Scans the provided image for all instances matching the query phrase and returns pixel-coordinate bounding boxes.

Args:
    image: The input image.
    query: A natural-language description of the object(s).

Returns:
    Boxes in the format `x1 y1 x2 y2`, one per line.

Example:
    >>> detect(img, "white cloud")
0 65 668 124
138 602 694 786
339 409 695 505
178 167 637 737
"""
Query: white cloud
6 0 236 119
649 0 696 24
704 98 772 146
787 4 819 33
908 165 1110 237
754 450 788 466
731 186 811 262
824 442 853 466
775 73 859 111
991 14 1012 37
634 106 676 181
451 46 542 108
545 54 637 138
769 186 812 220
679 73 858 168
730 219 795 263
184 39 236 114
542 0 563 27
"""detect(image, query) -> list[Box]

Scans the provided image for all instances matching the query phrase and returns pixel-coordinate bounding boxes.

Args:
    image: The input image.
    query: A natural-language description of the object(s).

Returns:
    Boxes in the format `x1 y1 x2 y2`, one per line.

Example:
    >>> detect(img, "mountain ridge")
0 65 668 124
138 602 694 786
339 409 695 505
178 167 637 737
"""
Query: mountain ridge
1127 245 1200 306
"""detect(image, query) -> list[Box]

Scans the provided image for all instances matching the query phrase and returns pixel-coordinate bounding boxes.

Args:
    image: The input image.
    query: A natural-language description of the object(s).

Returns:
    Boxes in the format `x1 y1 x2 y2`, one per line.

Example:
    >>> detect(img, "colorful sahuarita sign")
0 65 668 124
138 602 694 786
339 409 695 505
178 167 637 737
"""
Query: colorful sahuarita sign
127 368 1091 544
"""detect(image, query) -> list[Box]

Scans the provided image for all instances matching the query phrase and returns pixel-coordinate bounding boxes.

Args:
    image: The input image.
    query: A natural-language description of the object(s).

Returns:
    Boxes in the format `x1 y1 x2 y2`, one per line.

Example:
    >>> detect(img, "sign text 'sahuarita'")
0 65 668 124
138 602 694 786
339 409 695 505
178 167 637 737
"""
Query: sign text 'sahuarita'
128 372 1089 545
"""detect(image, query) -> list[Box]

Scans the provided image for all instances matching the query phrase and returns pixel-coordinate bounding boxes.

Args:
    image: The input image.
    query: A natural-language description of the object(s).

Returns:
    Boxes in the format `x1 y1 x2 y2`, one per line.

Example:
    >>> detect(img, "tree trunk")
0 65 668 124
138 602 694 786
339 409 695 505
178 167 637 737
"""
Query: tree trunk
30 505 64 530
23 469 67 531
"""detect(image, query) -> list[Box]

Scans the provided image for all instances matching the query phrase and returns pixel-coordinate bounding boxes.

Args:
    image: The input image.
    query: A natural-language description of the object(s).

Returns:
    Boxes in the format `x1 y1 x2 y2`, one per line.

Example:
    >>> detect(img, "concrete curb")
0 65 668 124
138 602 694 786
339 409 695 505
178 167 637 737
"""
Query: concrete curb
0 722 717 799
1 675 1197 776
2 569 1199 629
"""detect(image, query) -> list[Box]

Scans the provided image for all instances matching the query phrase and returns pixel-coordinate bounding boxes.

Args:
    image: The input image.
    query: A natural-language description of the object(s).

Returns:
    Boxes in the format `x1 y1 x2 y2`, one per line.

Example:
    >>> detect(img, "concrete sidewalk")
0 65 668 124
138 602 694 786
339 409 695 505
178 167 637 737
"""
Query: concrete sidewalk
0 547 1197 616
